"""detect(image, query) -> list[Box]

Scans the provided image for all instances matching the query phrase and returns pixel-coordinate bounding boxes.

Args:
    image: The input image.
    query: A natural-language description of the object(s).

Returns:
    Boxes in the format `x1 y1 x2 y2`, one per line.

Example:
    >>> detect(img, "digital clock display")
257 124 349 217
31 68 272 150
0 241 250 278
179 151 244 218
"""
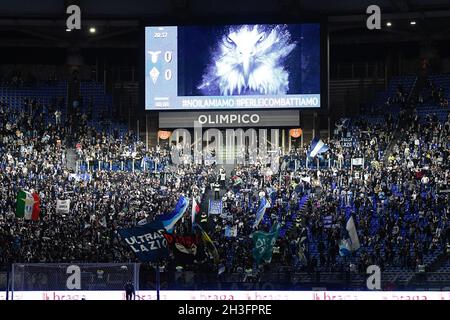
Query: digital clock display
153 32 167 38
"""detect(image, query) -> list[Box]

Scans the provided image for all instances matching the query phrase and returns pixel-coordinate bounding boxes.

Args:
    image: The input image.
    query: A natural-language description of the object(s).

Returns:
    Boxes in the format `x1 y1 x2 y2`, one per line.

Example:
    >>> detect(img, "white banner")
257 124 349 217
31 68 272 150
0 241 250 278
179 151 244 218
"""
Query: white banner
56 199 70 214
351 158 364 166
300 177 311 184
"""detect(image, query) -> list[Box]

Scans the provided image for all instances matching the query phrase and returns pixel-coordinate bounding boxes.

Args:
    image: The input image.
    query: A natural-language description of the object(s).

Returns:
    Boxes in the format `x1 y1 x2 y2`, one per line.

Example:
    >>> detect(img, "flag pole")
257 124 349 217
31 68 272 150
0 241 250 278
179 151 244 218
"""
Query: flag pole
156 260 160 301
5 265 9 300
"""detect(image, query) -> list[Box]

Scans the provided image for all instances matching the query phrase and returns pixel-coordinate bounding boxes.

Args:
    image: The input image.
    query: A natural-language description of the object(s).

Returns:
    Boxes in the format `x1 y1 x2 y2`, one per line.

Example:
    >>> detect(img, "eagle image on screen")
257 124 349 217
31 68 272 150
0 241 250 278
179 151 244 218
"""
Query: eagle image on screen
197 24 297 96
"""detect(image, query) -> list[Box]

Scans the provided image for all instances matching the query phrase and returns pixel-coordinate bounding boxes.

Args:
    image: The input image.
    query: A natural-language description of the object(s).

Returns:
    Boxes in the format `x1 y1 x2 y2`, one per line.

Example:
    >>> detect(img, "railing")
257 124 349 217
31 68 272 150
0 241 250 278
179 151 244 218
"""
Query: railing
406 76 419 103
75 158 168 173
2 268 450 292
141 271 412 291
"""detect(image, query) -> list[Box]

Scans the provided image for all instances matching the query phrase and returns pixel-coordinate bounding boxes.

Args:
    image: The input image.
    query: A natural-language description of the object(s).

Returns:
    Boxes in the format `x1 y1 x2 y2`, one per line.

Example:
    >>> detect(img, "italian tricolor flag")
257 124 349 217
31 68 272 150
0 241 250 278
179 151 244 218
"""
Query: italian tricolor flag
16 190 41 221
192 197 200 226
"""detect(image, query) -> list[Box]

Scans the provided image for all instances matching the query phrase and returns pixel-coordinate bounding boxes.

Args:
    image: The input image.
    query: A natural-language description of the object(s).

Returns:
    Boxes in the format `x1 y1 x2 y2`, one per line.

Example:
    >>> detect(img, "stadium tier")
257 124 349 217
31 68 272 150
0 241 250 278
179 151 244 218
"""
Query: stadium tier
0 0 450 303
1 73 449 294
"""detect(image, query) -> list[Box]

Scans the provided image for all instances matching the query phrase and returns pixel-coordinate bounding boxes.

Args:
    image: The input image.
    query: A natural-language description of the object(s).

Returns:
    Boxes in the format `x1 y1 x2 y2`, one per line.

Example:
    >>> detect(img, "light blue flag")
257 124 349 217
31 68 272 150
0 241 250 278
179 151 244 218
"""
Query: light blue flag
156 196 189 233
323 215 333 229
308 137 329 158
253 197 270 229
339 239 352 257
266 187 277 205
224 225 237 238
224 225 232 238
339 211 360 256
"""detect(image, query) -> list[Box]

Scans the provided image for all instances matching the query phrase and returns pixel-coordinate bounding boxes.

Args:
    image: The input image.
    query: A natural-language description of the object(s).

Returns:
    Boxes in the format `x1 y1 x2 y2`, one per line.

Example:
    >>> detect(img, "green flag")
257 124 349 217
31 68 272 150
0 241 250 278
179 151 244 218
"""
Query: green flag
251 222 280 265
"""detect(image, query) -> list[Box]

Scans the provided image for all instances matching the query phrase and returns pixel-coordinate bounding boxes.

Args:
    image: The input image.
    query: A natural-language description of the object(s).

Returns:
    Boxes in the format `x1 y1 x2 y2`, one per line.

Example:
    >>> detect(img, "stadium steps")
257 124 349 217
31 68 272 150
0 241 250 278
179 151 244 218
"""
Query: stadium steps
382 129 402 165
282 194 309 234
406 75 420 103
80 81 113 121
67 80 80 116
330 78 385 116
416 73 450 123
367 75 416 114
113 81 139 121
425 250 450 273
0 81 67 112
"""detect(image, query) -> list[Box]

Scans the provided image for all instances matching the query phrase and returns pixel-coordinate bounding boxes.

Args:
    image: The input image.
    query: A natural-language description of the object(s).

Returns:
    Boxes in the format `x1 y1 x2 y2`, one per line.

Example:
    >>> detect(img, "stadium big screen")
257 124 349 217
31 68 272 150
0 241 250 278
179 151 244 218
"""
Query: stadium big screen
144 23 322 110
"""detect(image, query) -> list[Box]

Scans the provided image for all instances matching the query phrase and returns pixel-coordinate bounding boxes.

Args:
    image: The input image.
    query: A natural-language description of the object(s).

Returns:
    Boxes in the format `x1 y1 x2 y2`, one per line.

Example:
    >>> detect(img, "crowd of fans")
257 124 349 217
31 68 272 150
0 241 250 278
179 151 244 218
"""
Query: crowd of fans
0 84 449 284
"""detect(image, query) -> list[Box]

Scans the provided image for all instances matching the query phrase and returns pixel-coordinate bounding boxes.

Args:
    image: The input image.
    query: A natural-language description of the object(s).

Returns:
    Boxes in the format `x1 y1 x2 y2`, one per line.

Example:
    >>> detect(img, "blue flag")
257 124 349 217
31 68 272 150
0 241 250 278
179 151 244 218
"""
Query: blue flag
155 196 189 233
308 137 329 158
339 211 360 256
266 187 277 205
208 199 223 215
323 215 333 229
339 239 352 257
118 221 168 262
224 225 237 238
253 197 270 229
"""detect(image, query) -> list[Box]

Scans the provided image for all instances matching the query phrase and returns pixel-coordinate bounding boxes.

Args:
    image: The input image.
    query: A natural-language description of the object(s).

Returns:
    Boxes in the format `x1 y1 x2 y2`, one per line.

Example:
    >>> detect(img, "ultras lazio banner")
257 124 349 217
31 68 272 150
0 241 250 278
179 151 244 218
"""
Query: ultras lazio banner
118 221 168 262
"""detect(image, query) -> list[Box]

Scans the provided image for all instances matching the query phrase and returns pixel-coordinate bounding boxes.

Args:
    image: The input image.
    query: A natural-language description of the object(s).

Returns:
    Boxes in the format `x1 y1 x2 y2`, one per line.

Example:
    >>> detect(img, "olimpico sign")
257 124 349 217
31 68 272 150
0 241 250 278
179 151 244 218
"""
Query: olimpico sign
197 113 260 125
159 110 299 128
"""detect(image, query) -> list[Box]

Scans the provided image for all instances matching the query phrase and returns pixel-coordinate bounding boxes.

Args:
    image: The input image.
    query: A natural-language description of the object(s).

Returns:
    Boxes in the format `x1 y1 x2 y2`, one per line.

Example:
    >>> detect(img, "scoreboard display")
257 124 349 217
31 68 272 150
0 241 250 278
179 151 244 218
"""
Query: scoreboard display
145 23 322 110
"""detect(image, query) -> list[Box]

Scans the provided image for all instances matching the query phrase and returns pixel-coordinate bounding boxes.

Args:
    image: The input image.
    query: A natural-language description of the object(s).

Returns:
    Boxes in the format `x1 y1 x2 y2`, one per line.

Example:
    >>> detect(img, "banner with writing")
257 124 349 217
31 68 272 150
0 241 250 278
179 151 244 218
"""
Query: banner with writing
118 221 168 262
351 158 364 166
56 199 70 214
208 200 223 215
341 137 353 148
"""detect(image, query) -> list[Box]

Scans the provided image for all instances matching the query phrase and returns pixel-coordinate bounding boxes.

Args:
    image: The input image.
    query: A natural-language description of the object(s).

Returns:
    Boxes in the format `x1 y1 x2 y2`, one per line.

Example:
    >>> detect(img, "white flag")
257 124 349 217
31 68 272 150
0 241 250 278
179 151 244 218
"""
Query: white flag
300 176 311 184
56 199 70 214
346 215 360 251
